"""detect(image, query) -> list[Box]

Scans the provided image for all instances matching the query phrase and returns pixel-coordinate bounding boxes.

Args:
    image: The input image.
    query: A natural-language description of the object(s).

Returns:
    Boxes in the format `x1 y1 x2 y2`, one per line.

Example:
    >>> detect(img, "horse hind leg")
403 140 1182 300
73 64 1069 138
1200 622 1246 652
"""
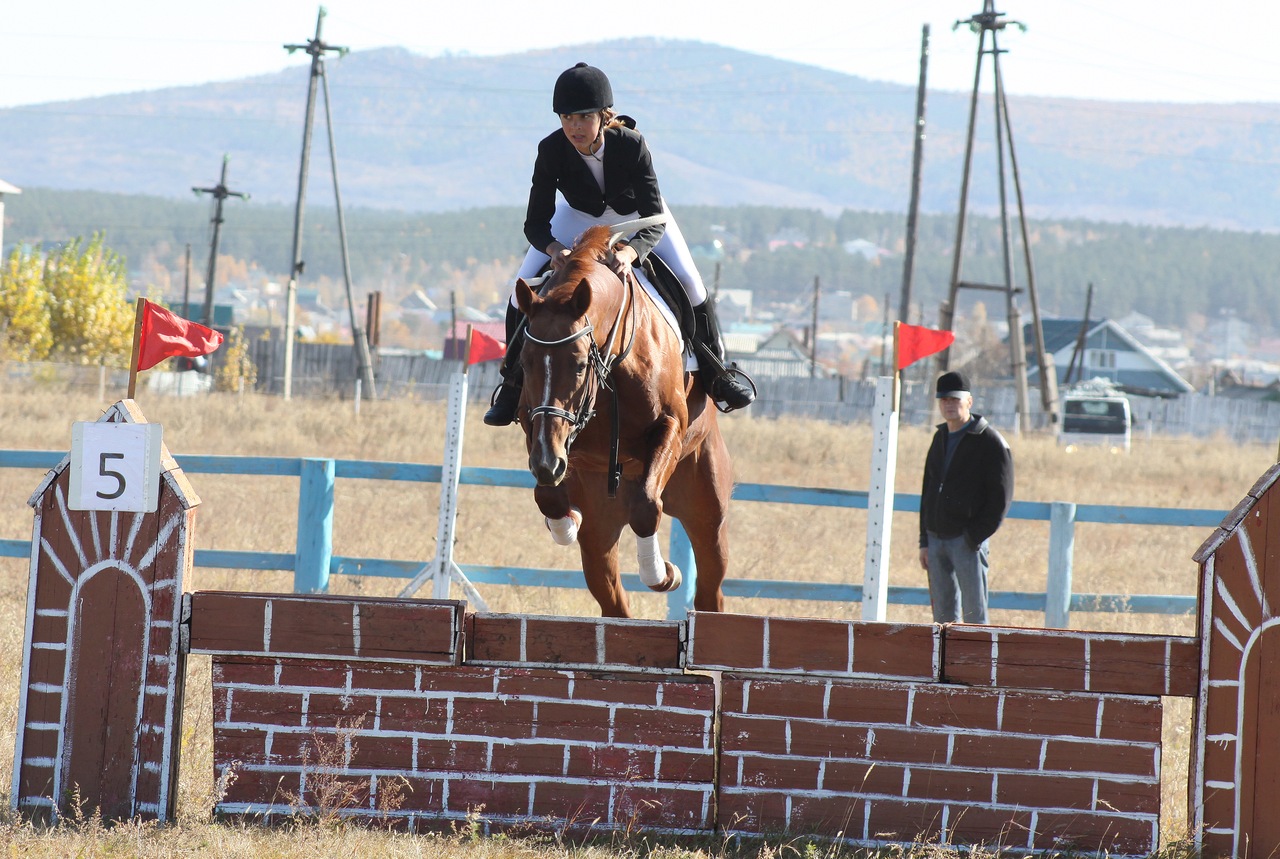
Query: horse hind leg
631 415 685 594
636 533 681 593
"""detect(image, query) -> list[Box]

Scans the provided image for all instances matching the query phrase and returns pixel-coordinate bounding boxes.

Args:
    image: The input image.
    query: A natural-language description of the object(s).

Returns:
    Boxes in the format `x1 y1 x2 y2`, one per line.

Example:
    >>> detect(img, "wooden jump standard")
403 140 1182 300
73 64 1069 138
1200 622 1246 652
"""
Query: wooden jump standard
8 403 1276 856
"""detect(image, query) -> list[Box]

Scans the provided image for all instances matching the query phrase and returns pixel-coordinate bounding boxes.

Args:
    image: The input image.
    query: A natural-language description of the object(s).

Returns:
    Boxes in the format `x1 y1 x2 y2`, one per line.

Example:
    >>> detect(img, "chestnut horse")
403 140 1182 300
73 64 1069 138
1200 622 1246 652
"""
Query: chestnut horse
513 224 732 617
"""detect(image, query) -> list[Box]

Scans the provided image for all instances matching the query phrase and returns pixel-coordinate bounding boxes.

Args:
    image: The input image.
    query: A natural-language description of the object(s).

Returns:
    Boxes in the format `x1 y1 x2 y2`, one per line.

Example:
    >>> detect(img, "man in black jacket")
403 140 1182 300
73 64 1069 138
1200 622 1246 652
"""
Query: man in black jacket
917 371 1014 623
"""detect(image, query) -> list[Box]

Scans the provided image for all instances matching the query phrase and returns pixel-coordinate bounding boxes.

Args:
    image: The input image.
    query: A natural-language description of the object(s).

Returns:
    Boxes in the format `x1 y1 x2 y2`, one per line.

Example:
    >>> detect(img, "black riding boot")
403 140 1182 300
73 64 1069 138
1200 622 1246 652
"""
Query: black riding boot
693 302 755 411
483 304 525 426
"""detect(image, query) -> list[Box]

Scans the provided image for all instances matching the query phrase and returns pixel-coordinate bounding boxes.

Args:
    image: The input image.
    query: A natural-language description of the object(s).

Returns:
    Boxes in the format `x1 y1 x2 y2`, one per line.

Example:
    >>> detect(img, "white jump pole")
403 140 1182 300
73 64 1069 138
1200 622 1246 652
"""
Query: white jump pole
400 327 486 608
862 375 899 621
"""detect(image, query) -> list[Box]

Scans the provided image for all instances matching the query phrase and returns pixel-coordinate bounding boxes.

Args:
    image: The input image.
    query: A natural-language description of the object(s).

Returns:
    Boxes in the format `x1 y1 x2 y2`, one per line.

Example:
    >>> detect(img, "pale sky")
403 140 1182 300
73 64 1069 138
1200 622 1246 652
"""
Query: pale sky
0 0 1276 109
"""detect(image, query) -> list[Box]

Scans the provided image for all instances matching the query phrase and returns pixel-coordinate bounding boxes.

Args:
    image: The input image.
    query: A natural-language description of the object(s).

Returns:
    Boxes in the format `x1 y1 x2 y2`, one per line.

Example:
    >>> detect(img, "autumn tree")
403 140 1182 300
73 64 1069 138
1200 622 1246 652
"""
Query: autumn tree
0 249 53 360
0 235 137 366
45 236 136 365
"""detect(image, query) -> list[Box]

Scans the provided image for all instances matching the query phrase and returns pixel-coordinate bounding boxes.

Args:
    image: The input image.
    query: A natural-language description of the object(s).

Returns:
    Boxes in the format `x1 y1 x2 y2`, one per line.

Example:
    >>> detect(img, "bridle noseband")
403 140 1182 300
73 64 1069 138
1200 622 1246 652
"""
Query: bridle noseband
524 320 607 445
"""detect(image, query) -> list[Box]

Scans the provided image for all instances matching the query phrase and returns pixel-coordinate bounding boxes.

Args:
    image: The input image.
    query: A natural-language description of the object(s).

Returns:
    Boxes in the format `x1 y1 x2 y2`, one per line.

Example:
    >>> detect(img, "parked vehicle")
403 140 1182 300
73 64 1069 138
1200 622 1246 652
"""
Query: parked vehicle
1059 378 1132 453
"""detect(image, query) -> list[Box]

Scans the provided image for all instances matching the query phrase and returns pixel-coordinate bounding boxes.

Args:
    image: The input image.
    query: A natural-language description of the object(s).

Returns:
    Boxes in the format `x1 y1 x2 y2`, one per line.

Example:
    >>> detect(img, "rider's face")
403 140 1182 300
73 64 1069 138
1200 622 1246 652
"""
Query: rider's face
560 112 603 155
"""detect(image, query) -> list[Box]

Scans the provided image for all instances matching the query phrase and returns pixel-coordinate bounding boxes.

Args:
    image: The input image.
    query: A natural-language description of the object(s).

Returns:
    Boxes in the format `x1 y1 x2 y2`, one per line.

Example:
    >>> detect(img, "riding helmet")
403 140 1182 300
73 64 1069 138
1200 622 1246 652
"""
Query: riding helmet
553 63 613 115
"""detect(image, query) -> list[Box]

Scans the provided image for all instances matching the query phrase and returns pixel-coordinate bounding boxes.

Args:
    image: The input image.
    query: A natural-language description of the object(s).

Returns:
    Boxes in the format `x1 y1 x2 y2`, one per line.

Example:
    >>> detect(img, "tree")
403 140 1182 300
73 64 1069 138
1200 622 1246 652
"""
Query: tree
0 249 53 361
45 236 136 366
0 236 139 366
214 327 258 393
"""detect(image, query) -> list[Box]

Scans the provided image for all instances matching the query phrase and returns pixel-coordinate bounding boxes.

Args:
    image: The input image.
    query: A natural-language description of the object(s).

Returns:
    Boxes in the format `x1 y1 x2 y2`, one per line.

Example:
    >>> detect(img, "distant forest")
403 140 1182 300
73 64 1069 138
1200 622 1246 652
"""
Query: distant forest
8 187 1280 330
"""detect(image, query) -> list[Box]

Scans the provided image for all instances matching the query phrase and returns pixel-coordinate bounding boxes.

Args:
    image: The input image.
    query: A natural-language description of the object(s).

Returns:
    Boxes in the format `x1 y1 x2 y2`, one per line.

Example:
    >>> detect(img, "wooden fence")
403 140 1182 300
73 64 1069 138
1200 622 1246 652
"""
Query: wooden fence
10 401 1280 856
0 450 1217 626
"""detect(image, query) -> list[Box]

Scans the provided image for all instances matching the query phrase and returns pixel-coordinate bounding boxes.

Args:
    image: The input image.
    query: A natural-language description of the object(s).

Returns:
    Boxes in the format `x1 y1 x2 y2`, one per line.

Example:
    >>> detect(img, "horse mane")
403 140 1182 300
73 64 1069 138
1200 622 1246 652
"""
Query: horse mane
556 224 613 286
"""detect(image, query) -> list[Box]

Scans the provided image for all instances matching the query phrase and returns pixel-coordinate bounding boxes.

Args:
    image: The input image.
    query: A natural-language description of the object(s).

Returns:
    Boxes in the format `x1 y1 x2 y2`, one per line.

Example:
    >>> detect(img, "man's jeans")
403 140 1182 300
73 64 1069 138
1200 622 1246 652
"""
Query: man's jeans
925 532 990 623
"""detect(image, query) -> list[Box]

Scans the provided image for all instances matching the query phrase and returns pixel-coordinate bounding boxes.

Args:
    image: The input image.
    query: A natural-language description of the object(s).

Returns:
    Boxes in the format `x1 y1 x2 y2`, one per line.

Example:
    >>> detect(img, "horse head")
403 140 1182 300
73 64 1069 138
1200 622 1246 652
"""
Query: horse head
516 226 621 487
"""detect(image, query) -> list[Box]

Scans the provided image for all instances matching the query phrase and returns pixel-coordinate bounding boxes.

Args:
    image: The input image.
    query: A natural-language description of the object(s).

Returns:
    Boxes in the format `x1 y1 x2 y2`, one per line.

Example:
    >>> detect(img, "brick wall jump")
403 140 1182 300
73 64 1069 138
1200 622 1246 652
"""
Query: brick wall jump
187 594 1198 854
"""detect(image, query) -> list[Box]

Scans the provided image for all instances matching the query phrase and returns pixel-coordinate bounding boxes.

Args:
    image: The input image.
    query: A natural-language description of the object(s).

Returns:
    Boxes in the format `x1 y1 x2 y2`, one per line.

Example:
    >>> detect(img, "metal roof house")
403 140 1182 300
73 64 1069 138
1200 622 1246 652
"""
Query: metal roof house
1023 318 1195 397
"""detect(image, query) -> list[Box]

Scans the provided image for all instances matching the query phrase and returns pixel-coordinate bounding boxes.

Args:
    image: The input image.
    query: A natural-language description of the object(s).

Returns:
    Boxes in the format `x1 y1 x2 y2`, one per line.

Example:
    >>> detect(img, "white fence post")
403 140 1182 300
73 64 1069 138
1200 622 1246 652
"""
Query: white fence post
862 377 897 622
1046 501 1077 627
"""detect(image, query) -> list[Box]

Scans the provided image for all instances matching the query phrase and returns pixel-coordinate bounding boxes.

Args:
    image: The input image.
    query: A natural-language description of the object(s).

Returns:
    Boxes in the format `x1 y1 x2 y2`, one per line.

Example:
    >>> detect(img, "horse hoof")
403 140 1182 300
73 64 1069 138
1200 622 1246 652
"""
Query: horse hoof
545 508 582 546
649 562 683 593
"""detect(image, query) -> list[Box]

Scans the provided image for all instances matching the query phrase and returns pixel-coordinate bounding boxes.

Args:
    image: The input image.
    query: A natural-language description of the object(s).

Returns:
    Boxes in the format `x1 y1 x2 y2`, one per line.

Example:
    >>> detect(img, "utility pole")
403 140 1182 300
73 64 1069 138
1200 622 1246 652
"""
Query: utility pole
898 23 930 326
810 275 820 379
319 54 377 397
281 7 376 400
1065 282 1094 387
937 0 1055 433
193 154 248 328
181 244 192 320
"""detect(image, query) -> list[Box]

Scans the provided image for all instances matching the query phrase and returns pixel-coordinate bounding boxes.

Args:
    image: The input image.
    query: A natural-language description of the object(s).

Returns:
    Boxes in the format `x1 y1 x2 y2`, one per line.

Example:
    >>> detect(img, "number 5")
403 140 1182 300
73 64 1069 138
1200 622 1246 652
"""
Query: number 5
97 452 126 500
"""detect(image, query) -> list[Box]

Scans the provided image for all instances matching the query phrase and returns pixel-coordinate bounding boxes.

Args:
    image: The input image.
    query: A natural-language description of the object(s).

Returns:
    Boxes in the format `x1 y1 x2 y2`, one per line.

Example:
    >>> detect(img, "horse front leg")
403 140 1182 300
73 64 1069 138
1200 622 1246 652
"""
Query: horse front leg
576 498 631 617
631 416 684 593
534 485 581 546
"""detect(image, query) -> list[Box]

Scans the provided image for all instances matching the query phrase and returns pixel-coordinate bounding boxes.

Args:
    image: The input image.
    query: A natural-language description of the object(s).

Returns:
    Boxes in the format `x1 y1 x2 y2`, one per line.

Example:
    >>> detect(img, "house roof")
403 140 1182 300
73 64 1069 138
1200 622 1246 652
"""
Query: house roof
1023 318 1194 395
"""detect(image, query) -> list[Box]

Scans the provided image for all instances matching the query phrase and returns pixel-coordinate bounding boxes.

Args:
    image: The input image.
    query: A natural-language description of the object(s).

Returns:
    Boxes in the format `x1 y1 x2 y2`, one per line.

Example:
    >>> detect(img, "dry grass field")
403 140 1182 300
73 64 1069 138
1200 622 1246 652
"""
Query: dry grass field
0 385 1266 857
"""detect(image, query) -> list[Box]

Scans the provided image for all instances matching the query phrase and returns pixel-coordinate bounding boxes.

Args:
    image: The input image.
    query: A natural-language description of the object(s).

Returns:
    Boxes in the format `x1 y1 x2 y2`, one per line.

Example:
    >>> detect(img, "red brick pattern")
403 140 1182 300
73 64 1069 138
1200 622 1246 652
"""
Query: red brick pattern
467 613 682 672
944 626 1199 697
686 613 938 680
718 674 1162 854
210 655 716 833
189 592 463 664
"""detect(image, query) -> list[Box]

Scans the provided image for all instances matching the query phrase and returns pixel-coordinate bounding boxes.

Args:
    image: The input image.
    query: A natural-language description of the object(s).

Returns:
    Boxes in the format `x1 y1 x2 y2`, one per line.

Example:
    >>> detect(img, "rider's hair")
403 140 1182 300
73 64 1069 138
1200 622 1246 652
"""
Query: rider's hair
601 108 623 130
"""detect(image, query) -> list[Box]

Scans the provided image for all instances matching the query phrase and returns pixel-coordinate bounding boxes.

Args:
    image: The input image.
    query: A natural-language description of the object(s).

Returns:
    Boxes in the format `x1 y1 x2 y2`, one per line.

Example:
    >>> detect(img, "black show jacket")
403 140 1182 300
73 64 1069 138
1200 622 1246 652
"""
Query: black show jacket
523 123 665 262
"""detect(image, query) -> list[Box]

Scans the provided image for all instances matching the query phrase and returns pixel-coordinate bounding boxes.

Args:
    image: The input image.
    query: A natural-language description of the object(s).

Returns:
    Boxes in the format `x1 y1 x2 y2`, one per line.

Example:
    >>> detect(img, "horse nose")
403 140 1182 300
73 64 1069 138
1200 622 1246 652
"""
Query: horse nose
529 449 567 486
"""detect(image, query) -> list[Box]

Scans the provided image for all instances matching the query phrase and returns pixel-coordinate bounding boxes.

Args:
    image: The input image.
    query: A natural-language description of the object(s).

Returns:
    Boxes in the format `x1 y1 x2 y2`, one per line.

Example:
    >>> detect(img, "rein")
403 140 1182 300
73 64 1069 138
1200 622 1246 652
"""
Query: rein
525 271 638 495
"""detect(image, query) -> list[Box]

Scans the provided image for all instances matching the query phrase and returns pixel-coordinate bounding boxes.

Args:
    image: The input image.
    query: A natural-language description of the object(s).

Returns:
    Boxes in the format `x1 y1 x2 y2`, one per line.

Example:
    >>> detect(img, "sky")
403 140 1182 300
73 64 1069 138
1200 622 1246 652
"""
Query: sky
0 0 1276 109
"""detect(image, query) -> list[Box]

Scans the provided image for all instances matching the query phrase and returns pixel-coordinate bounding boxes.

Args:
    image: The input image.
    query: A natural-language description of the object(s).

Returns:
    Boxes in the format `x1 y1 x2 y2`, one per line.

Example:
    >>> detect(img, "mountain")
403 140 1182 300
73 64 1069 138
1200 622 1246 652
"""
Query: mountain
2 38 1279 230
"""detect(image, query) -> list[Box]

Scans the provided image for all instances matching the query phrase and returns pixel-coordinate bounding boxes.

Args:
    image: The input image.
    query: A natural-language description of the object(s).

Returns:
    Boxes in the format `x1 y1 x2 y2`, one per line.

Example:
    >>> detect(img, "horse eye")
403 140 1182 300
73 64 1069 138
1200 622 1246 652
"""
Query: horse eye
575 362 588 376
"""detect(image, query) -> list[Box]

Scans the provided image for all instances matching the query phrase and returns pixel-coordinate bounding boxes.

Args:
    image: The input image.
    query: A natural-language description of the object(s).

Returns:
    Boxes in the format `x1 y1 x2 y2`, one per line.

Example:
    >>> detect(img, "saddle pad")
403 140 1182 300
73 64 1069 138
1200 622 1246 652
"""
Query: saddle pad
633 268 698 372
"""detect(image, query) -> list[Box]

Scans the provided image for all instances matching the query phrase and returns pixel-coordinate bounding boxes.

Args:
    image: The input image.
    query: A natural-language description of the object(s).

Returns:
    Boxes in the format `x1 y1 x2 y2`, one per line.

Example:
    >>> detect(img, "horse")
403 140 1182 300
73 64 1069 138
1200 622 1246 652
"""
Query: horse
513 223 733 618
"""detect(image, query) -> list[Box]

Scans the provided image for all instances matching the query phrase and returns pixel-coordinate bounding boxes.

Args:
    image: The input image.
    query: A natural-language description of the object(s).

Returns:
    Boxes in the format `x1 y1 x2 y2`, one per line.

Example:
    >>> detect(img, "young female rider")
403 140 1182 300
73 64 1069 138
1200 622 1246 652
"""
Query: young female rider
484 62 754 426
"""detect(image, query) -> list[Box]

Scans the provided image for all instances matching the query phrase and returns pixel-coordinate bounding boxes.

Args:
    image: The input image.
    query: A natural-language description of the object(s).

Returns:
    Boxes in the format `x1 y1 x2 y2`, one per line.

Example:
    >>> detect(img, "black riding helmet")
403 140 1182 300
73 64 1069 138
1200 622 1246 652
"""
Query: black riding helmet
553 63 613 115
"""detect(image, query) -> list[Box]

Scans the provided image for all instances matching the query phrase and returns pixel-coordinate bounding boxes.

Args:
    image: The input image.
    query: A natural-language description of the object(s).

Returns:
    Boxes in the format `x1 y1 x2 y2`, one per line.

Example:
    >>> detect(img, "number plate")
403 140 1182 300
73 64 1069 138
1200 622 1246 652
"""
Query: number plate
69 422 163 512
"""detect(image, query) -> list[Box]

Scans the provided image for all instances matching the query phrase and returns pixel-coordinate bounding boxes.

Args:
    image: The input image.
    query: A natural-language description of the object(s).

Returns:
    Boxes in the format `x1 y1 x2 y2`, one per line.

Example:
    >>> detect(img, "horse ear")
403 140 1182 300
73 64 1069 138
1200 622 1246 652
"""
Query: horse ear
570 278 593 315
514 278 537 316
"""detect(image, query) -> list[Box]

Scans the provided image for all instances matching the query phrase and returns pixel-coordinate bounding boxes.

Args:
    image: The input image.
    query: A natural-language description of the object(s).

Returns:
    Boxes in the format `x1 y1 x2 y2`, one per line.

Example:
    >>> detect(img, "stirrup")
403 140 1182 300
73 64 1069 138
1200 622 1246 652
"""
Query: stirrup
710 367 755 412
484 382 522 426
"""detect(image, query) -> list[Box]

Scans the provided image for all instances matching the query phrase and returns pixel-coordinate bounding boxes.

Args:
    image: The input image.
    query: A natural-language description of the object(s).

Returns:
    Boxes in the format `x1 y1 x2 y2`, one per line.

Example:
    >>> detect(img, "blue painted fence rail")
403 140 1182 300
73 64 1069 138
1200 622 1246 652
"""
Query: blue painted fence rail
0 450 1218 624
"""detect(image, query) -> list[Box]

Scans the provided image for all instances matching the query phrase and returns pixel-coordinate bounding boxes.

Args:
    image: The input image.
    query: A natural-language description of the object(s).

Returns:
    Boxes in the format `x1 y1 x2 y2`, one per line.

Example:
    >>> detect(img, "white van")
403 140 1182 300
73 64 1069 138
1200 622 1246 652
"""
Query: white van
1059 389 1132 453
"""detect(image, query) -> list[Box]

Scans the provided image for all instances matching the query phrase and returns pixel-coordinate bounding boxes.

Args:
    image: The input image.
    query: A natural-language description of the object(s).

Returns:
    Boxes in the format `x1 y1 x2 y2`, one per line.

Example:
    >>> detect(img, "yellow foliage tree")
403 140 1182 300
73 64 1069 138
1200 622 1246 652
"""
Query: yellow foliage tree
0 249 53 361
44 236 136 366
214 327 258 393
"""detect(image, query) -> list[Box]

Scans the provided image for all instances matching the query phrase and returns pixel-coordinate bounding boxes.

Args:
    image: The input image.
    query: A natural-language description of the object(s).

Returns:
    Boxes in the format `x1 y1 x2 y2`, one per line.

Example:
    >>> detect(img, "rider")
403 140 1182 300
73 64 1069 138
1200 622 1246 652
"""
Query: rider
484 62 755 426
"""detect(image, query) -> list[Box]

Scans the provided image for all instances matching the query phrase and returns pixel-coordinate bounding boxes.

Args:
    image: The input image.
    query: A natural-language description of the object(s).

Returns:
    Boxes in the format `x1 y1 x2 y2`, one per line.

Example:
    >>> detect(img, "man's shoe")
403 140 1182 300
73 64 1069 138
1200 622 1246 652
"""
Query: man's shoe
483 383 522 426
710 369 755 411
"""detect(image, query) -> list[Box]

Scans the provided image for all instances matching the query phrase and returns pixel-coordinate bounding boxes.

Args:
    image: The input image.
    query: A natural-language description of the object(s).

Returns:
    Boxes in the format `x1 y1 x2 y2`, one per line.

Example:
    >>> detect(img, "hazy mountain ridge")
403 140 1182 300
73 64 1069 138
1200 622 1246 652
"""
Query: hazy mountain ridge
1 38 1277 230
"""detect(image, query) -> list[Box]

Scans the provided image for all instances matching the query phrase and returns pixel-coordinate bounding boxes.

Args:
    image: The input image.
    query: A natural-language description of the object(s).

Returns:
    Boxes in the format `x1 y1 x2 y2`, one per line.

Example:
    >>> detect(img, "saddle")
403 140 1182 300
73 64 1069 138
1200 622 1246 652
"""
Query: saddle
639 253 696 352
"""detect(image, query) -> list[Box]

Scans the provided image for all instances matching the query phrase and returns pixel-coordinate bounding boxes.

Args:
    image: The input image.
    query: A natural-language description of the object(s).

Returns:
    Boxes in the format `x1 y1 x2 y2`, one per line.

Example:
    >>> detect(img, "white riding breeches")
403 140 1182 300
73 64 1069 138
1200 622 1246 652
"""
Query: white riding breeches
514 199 708 308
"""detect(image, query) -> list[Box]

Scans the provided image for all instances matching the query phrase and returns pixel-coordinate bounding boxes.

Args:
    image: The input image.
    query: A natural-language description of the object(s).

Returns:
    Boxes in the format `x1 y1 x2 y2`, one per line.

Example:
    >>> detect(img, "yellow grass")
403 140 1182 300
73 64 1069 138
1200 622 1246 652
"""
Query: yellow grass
0 386 1264 857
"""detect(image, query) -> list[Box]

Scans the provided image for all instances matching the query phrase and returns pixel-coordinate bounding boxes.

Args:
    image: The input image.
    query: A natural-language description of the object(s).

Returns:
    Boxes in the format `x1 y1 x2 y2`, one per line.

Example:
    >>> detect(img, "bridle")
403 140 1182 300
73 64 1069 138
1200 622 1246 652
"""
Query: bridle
525 268 637 494
522 215 665 496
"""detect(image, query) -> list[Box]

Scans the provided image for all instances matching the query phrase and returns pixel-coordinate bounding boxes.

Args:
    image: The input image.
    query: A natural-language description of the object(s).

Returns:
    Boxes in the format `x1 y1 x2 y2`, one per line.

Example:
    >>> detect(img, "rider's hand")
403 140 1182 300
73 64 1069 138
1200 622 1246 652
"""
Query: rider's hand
611 243 638 280
547 242 570 271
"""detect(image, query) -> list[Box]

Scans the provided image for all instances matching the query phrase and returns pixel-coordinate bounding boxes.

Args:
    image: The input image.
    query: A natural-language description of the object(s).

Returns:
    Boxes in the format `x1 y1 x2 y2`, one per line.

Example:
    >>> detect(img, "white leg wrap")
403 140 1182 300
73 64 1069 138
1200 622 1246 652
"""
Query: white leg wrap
545 508 581 546
636 534 665 587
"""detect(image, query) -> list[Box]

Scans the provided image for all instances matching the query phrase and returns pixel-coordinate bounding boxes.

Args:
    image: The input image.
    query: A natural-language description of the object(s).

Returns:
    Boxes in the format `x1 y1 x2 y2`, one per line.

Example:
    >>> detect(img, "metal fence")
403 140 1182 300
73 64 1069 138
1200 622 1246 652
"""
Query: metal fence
11 350 1280 442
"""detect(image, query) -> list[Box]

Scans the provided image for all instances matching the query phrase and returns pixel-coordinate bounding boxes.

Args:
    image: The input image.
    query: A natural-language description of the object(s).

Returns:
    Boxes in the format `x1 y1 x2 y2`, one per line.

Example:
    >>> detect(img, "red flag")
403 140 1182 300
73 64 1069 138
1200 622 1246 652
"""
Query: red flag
896 323 955 370
135 300 224 372
467 329 506 365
